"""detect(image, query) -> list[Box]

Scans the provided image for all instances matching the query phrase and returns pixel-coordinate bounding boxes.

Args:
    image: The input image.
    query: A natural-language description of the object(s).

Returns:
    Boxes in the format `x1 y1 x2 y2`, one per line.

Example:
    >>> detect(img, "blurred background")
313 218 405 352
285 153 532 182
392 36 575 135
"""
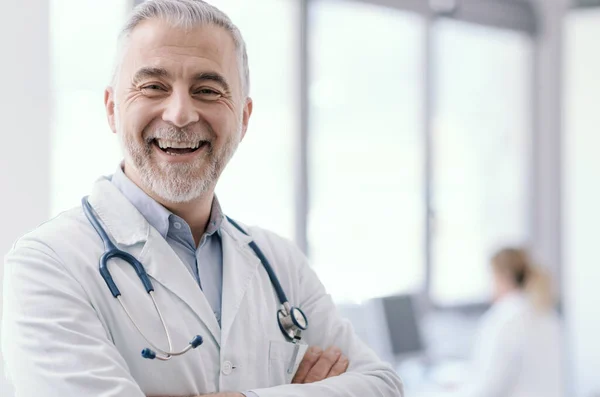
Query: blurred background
0 0 599 395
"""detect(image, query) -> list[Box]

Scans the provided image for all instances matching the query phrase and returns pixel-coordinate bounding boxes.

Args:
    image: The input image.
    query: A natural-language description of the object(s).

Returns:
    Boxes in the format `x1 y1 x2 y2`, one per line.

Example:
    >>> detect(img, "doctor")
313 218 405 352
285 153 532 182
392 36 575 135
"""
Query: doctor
1 0 403 396
447 248 563 397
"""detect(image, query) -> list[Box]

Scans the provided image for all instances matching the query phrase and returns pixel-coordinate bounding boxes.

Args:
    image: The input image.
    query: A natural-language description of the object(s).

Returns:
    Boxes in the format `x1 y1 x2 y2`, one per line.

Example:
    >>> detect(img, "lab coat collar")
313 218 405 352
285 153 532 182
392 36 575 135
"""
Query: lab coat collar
88 177 221 344
88 176 150 246
88 176 254 247
88 176 262 347
220 217 254 246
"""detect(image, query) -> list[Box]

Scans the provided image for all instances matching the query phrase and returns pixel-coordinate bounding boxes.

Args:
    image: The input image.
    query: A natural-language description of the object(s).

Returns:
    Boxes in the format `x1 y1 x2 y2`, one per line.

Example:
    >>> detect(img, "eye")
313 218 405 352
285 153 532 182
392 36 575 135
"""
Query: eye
141 84 166 92
194 88 222 100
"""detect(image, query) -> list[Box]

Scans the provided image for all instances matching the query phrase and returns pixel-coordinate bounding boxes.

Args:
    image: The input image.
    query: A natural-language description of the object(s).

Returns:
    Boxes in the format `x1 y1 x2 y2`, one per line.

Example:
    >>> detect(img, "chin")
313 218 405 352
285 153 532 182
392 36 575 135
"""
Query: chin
138 165 214 204
154 178 213 203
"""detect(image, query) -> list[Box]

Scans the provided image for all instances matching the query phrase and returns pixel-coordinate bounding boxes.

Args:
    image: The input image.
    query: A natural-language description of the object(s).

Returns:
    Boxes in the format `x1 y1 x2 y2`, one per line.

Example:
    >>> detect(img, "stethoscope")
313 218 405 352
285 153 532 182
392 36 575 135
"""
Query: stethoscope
82 196 308 366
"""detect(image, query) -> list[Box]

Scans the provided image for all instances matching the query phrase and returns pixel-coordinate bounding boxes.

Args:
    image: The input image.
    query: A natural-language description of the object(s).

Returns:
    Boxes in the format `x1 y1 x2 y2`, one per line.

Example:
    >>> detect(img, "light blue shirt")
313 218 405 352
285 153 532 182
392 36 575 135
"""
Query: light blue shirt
111 166 224 325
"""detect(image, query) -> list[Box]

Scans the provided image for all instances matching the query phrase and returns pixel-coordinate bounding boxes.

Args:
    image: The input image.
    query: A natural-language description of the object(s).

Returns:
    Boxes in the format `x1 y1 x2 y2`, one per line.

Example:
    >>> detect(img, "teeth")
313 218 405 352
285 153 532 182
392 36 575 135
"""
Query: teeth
156 139 203 150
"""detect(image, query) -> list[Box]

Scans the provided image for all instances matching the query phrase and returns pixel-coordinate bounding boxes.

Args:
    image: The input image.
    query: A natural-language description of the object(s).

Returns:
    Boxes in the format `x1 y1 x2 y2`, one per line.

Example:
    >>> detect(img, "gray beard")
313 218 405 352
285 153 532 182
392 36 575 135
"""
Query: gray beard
115 109 241 204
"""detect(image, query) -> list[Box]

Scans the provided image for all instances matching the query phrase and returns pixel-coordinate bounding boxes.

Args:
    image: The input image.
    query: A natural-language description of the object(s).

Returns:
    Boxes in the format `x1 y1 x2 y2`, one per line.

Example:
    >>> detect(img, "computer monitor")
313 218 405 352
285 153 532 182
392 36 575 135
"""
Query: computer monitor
380 294 423 358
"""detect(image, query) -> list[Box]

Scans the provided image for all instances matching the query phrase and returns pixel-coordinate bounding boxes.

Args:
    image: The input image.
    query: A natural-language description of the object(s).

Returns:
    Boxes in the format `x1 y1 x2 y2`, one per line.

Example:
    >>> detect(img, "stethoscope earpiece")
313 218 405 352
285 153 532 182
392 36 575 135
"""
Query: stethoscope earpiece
140 335 203 360
190 335 204 348
141 348 157 360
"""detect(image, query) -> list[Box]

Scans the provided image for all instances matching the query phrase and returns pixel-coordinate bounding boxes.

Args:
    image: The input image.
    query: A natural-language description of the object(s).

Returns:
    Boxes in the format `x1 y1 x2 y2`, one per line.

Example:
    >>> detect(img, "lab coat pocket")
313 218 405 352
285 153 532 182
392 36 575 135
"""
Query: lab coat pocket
268 340 308 386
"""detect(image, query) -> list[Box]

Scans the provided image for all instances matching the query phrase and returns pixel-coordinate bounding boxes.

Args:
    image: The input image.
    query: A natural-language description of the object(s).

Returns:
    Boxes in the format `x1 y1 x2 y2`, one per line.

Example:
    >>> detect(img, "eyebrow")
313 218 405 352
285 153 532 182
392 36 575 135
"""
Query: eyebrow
192 72 231 93
132 67 171 85
131 68 232 93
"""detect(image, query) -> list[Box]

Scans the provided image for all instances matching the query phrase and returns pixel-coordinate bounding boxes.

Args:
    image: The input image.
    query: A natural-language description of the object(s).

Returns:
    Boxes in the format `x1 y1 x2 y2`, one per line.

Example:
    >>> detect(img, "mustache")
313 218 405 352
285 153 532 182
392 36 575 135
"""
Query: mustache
142 124 216 143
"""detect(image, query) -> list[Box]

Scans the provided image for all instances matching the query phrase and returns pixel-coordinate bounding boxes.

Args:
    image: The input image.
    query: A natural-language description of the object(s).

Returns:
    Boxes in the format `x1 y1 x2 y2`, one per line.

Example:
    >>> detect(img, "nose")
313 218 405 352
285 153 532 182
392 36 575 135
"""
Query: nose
162 89 200 128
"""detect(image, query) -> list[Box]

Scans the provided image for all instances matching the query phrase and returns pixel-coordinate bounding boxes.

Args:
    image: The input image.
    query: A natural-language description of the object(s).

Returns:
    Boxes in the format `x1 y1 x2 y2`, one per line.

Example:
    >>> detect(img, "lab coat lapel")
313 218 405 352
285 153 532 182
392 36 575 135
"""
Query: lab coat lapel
138 228 222 347
88 177 221 347
220 222 261 346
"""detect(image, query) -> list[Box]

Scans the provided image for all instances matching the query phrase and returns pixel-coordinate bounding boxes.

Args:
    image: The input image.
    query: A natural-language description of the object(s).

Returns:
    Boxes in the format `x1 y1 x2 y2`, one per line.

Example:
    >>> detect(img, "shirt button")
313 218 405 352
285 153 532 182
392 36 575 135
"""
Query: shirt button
173 222 182 230
222 360 233 375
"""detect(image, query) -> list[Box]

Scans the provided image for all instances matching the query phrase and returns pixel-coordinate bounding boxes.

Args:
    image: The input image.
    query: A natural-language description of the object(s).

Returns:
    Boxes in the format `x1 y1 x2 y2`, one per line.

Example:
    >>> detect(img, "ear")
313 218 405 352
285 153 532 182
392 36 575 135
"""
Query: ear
104 87 117 134
240 97 253 141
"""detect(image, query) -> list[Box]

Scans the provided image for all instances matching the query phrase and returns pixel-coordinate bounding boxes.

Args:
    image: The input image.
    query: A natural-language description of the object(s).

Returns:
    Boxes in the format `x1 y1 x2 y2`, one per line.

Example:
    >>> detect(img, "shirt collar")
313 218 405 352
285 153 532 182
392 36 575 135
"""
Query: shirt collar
111 164 224 240
205 196 224 237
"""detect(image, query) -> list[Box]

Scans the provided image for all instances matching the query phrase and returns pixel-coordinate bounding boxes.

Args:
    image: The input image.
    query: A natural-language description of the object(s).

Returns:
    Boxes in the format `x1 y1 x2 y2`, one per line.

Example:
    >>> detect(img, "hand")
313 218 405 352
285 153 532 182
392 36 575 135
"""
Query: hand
292 346 349 384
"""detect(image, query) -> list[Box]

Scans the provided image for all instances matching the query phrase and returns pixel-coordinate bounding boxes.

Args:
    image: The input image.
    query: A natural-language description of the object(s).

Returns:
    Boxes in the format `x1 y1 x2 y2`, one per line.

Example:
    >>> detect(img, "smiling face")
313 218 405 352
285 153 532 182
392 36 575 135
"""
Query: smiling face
105 18 252 204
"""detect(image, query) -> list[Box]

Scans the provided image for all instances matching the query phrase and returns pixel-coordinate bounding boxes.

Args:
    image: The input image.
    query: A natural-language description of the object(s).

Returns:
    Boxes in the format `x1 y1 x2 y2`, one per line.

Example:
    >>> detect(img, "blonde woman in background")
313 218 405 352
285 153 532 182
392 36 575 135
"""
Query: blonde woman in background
453 248 564 397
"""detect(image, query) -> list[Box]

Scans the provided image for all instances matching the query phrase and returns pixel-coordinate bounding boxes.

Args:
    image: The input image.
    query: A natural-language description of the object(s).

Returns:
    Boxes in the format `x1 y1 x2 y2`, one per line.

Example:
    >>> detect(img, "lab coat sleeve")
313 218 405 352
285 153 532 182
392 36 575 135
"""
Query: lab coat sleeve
1 240 146 397
249 241 404 397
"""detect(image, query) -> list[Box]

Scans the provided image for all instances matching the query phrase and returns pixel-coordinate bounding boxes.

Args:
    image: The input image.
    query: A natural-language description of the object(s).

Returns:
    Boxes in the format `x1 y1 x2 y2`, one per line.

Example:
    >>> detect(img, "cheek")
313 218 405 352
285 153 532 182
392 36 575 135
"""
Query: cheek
122 101 161 140
204 106 241 137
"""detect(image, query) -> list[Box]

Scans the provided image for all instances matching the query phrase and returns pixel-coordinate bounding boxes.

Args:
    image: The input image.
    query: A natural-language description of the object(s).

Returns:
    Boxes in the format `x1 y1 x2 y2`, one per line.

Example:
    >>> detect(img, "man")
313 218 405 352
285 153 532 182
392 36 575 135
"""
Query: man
1 1 404 396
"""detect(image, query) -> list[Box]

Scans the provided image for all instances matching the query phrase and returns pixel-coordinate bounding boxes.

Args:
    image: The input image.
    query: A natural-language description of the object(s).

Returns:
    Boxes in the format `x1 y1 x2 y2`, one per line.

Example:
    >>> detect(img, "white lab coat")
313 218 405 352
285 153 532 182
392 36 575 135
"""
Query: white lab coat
457 293 564 397
1 177 403 397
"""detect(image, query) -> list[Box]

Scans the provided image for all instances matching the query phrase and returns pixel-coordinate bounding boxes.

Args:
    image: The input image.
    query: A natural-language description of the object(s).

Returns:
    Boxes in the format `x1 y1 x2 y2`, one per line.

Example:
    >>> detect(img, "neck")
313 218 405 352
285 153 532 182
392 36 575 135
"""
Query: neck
124 164 214 246
495 286 520 303
167 198 214 247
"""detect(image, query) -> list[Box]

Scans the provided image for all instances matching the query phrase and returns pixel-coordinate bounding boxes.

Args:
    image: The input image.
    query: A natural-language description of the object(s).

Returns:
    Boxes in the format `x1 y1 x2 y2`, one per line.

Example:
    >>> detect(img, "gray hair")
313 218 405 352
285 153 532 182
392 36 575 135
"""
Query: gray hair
111 0 250 97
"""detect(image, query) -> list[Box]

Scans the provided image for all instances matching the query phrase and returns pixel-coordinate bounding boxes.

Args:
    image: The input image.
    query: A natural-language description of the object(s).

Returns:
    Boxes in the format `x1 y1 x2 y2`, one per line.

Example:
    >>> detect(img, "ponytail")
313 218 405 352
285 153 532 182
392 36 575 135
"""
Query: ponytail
491 247 555 311
524 264 554 311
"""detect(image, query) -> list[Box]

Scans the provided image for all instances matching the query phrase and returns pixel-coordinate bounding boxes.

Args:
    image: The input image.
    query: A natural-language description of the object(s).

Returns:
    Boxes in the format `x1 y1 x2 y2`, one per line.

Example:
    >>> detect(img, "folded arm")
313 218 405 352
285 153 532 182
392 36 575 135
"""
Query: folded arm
248 243 404 397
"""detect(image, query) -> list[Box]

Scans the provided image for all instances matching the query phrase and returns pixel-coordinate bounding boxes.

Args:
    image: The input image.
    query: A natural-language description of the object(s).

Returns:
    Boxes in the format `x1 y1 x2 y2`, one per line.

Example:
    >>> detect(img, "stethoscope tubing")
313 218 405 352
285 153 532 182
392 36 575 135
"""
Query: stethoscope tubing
81 195 306 361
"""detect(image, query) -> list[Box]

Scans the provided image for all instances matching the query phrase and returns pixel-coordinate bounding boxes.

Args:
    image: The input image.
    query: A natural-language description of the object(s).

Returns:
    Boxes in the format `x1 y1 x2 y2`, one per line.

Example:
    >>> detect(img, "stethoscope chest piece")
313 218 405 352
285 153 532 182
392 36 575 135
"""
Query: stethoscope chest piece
278 305 308 341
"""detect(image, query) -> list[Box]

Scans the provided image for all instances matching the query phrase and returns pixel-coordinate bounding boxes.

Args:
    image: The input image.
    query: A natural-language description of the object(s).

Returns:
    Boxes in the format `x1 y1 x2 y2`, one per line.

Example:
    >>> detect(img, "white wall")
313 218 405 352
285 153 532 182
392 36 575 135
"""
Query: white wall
0 1 51 394
563 9 600 397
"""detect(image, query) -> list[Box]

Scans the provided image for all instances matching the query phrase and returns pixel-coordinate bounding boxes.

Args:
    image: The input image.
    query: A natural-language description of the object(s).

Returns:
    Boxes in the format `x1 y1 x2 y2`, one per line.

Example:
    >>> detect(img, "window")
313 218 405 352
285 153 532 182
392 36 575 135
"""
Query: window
50 0 128 216
50 0 534 307
430 20 532 304
308 0 426 303
211 0 299 240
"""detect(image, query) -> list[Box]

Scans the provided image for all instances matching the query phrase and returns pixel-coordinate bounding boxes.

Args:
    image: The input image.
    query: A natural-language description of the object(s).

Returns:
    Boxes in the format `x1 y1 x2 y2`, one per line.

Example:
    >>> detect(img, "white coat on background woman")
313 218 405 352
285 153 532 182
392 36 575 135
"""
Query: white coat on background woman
455 248 564 397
